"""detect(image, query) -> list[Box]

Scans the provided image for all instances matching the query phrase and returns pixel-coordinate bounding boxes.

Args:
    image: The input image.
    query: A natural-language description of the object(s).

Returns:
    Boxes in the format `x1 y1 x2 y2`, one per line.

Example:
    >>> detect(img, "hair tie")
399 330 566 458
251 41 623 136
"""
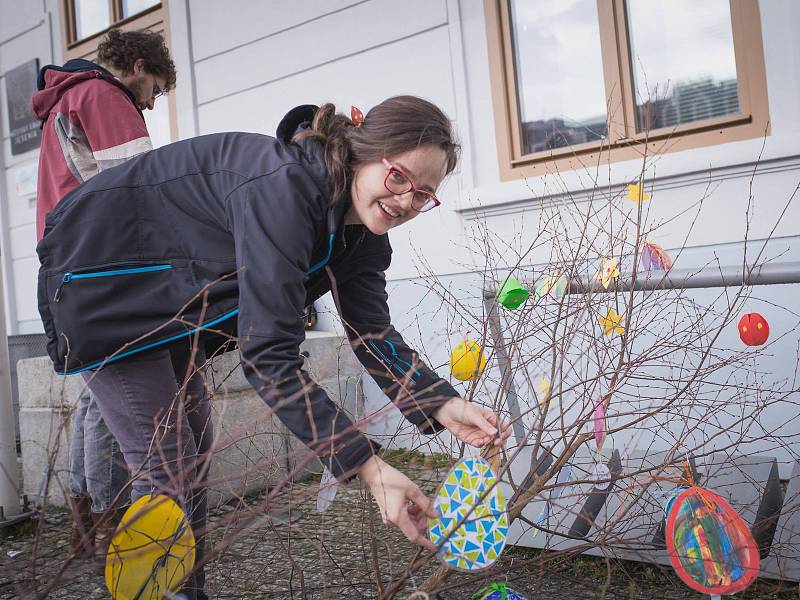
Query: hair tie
350 105 364 127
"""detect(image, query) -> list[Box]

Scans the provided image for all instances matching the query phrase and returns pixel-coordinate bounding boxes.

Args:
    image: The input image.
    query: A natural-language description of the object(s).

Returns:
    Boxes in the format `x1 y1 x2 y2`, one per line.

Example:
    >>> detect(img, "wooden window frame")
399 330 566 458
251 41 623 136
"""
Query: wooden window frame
60 0 177 142
485 0 771 180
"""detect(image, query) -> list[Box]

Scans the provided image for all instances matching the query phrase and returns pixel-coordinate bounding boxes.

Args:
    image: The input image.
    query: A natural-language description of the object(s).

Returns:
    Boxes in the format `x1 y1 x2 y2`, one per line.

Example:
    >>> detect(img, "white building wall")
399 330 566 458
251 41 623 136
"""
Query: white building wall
1 1 798 464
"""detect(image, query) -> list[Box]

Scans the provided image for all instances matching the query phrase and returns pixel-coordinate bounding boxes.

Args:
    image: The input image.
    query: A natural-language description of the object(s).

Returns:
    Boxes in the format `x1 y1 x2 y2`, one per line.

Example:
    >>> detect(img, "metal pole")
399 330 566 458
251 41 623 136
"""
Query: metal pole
0 250 20 517
483 295 526 444
565 261 800 295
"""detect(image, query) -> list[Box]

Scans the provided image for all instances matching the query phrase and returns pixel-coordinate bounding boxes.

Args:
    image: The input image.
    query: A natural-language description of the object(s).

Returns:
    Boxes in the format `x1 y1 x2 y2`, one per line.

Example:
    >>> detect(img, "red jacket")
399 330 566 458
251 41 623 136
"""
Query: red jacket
30 59 152 240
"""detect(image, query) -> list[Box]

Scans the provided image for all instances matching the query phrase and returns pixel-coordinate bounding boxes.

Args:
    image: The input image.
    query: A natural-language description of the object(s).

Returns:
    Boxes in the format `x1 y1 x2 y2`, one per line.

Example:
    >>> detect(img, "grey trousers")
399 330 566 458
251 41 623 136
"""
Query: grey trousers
81 342 213 599
68 389 130 512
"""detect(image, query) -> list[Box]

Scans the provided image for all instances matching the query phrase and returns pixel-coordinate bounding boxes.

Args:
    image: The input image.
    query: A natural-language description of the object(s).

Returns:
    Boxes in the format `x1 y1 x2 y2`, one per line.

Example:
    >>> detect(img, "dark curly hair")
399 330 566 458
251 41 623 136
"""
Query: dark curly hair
97 28 176 91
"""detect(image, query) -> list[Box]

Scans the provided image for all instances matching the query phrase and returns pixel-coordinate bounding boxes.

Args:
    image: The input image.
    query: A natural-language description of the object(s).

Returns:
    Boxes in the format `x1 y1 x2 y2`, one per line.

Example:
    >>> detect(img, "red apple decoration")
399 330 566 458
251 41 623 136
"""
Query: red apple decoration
738 313 769 346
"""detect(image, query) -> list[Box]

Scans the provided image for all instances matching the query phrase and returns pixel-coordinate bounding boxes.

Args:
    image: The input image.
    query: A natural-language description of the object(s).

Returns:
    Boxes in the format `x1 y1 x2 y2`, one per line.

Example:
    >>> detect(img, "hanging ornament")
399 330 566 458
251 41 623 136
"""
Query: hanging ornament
316 467 339 513
428 457 509 571
497 276 529 310
534 272 568 300
106 495 195 600
598 308 625 337
594 257 620 290
475 582 528 600
450 340 487 381
641 241 673 271
667 487 759 596
625 181 651 205
738 313 769 346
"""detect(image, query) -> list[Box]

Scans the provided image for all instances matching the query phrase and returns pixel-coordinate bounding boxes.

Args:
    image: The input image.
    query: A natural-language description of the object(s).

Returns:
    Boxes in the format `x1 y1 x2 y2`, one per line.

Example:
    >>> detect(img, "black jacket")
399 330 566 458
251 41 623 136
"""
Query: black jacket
37 106 459 480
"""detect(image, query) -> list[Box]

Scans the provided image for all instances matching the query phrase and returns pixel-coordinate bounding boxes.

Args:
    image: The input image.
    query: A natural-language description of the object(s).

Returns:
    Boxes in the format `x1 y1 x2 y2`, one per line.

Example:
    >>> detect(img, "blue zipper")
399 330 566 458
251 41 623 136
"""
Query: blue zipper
368 339 421 381
55 264 172 302
60 231 336 373
63 308 240 375
308 233 335 274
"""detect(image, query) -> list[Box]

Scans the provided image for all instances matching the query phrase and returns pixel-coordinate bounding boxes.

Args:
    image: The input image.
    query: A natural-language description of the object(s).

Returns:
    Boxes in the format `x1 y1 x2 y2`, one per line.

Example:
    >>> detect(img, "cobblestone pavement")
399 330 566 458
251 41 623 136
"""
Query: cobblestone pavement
1 463 797 599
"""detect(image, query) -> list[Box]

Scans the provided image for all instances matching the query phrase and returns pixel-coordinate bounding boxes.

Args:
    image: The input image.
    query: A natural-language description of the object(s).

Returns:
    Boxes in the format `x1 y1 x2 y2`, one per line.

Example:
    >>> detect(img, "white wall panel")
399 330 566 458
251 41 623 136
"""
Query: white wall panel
197 27 472 280
11 255 39 322
190 0 364 61
4 160 37 229
194 0 447 105
0 0 45 42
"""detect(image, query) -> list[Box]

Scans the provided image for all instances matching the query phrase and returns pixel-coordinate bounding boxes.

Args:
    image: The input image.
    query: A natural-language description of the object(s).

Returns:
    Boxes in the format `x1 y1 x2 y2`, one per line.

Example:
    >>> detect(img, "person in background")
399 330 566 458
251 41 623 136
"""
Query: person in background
30 27 176 569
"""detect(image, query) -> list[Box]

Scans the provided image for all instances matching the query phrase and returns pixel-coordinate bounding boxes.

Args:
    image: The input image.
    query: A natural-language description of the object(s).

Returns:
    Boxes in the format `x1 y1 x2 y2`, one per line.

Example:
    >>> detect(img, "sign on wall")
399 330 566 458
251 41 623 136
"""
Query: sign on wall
6 59 41 156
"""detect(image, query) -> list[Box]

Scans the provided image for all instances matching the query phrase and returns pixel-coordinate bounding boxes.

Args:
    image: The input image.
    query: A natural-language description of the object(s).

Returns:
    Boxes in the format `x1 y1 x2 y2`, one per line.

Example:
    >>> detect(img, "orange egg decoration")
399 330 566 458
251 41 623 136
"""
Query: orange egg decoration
738 313 769 346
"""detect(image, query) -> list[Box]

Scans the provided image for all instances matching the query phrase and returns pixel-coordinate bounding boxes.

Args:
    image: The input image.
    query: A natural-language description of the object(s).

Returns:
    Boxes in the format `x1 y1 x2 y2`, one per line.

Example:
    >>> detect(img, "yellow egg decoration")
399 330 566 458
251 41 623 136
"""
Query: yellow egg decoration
450 339 487 381
106 494 196 600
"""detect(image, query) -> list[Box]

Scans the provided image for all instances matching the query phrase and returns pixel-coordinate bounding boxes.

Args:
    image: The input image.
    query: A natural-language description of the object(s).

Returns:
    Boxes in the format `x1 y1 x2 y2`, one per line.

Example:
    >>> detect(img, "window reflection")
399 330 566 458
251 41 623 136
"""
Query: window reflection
509 0 608 155
122 0 160 18
74 0 110 40
627 0 740 132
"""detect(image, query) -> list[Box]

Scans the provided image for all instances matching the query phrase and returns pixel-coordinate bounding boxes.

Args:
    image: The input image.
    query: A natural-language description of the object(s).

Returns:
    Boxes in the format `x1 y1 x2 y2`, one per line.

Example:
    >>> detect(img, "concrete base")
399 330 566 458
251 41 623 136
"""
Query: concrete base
17 331 364 508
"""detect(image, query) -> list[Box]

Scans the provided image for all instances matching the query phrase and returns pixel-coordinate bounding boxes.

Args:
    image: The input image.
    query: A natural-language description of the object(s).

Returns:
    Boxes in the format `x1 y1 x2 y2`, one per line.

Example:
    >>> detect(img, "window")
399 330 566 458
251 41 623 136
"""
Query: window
64 0 162 46
485 0 770 179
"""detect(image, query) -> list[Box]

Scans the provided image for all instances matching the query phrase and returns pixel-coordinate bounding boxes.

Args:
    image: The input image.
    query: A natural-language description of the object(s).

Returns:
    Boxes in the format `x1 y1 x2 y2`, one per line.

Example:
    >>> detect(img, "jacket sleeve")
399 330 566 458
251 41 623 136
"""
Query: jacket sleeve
228 167 378 482
74 81 152 171
336 246 460 434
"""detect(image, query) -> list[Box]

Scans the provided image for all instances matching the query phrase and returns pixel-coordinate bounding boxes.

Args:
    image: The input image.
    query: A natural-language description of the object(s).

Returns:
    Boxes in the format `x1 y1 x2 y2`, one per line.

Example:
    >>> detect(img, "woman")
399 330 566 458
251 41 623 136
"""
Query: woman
38 96 507 598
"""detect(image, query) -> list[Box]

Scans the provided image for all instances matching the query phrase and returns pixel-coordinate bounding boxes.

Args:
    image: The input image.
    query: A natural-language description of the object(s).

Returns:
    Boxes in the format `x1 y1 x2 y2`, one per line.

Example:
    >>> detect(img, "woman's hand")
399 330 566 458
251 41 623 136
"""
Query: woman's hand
358 455 437 551
432 397 511 447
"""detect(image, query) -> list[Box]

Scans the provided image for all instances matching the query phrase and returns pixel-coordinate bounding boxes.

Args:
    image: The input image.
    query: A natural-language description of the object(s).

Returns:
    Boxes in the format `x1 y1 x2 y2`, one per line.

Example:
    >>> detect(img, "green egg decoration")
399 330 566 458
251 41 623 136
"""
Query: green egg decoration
496 276 529 310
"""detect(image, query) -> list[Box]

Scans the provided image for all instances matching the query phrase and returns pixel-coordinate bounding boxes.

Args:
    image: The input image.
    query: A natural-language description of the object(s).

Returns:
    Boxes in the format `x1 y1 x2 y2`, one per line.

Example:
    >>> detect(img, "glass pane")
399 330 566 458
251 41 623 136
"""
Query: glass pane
73 0 111 40
122 0 160 18
509 0 609 155
627 0 740 132
143 96 171 149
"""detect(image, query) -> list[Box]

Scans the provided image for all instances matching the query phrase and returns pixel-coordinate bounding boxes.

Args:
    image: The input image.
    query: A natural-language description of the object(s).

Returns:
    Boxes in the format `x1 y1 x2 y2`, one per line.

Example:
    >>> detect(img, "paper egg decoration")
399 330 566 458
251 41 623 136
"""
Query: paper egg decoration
476 582 527 600
666 487 759 595
535 273 568 300
497 276 529 310
663 486 689 518
428 457 509 571
450 340 487 381
738 313 769 346
106 494 196 600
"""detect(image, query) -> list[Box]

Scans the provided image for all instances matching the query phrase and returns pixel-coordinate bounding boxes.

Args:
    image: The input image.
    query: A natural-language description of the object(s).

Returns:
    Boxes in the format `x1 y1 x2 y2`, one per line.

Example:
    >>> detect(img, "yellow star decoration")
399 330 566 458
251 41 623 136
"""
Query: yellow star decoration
594 257 620 289
598 308 625 336
625 181 651 205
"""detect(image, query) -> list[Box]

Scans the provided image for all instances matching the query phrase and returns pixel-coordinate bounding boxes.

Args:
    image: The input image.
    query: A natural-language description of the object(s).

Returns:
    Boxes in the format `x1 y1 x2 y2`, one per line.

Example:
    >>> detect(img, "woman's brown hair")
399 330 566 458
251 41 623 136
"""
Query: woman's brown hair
294 96 459 205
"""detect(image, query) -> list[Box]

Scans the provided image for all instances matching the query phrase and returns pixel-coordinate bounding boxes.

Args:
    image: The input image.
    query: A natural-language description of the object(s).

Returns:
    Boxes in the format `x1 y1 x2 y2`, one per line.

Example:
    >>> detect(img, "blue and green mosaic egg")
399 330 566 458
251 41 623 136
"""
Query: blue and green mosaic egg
428 457 508 571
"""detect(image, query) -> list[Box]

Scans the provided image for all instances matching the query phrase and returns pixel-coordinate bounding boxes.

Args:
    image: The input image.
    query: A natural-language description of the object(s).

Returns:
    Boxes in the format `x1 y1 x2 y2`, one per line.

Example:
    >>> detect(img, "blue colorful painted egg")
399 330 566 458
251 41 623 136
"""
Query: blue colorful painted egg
428 457 508 571
475 582 527 600
666 487 759 595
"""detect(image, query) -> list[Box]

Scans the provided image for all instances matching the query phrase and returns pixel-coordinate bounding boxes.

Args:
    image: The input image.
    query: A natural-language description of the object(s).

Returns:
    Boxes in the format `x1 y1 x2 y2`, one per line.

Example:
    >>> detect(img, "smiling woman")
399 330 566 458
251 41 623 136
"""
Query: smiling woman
37 96 508 598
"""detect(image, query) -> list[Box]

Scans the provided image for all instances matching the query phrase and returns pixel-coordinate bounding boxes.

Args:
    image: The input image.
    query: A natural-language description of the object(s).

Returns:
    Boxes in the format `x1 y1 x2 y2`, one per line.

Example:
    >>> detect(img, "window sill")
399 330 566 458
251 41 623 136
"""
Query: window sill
456 131 800 214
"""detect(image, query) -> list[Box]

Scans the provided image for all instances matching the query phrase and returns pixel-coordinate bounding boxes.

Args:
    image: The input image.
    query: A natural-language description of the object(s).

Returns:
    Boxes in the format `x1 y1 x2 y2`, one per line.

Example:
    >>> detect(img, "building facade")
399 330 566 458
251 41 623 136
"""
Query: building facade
1 0 799 465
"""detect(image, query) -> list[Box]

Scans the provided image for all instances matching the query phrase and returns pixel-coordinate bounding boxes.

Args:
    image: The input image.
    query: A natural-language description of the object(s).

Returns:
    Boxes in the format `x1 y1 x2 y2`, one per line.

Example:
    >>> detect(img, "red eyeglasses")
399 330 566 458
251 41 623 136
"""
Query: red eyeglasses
382 159 441 213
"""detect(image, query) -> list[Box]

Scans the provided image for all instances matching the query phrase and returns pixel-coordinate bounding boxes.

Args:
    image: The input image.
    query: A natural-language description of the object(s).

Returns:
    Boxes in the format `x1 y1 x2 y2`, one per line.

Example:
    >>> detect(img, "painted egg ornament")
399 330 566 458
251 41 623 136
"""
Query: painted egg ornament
450 339 487 381
663 486 689 518
738 313 769 346
476 582 527 600
428 457 509 571
497 276 529 310
106 494 195 600
666 487 759 595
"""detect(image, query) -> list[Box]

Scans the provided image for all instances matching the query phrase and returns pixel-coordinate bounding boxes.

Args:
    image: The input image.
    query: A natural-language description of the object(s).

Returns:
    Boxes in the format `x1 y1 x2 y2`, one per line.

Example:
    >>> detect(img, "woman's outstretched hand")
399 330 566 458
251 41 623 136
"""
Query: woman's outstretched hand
358 455 438 551
432 397 511 447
